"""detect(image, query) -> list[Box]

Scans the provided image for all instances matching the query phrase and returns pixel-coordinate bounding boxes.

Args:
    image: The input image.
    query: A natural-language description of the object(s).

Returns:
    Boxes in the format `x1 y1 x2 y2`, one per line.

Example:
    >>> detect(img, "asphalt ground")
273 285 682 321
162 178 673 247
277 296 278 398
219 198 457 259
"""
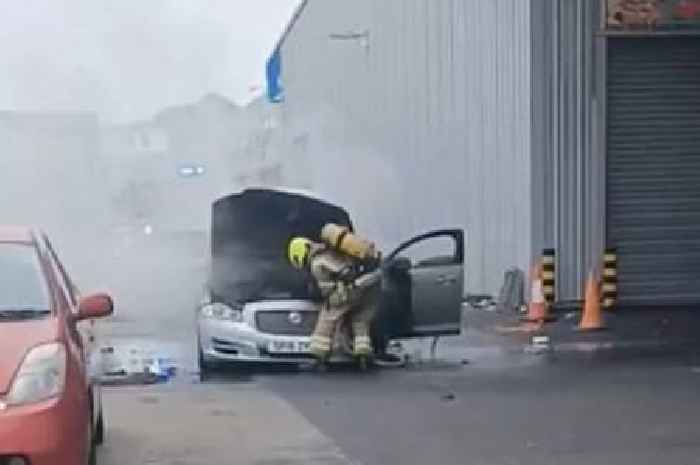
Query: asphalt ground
93 243 700 465
97 338 700 465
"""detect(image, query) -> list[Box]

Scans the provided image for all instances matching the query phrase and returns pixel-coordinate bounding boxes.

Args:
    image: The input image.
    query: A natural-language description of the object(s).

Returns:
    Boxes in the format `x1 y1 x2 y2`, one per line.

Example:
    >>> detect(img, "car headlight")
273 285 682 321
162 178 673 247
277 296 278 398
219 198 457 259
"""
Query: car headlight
7 343 66 407
200 302 243 322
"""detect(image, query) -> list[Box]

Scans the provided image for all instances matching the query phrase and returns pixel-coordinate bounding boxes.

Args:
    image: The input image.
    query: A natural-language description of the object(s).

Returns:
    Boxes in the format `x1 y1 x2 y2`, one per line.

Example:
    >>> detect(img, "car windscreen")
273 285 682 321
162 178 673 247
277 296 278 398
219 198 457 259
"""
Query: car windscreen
0 243 51 313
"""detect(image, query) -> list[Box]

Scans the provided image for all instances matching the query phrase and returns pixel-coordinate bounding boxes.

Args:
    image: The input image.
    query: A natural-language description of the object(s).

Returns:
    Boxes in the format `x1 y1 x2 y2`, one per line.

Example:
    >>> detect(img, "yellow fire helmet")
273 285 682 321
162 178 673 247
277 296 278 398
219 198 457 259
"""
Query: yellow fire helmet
288 237 312 269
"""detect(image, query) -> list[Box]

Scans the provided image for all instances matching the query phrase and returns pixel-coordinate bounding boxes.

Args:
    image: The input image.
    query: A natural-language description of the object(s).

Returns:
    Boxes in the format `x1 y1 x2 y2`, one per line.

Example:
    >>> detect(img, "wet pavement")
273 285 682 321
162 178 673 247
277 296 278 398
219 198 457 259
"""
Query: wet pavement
92 247 700 464
98 382 355 465
95 337 700 465
259 355 700 465
96 314 700 465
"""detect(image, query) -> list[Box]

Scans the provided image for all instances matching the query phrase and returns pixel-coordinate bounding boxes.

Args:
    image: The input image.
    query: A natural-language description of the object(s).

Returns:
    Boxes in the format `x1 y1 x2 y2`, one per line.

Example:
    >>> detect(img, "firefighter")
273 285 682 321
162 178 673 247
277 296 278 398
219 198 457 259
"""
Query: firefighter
288 235 381 366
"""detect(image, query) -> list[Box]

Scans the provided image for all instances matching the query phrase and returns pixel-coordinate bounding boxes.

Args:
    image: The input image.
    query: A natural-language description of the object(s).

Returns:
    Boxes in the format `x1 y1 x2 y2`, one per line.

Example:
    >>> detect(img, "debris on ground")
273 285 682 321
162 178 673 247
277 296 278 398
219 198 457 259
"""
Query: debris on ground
98 343 177 385
524 335 551 355
465 294 497 311
374 341 409 368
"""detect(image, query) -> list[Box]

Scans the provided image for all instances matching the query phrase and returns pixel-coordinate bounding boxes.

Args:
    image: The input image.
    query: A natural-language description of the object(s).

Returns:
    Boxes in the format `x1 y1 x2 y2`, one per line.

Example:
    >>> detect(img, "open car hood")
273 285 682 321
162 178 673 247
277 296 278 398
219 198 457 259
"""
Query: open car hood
209 188 353 304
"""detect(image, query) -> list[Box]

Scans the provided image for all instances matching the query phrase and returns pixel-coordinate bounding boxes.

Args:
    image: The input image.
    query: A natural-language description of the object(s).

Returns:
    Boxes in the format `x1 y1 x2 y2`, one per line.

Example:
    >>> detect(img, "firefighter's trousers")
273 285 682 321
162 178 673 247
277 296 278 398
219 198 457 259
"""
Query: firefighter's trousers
310 285 378 359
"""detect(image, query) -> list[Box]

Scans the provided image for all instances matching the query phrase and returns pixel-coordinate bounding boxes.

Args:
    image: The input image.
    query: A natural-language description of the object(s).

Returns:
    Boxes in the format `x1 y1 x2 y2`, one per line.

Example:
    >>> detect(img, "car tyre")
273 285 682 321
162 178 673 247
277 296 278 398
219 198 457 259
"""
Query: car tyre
94 409 105 445
198 347 217 381
87 416 97 465
88 442 97 465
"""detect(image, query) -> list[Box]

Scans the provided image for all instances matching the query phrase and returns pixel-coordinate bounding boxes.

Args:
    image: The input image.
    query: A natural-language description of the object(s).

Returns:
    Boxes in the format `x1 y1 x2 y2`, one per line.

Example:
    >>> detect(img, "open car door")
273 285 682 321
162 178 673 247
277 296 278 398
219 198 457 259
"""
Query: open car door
377 229 464 339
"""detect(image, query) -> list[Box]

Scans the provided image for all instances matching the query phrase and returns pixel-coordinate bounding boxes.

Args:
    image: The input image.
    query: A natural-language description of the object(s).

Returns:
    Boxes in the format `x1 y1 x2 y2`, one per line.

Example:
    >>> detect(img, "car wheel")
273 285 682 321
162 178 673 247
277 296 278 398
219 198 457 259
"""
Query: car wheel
88 442 97 465
87 416 97 465
198 347 217 381
94 409 105 445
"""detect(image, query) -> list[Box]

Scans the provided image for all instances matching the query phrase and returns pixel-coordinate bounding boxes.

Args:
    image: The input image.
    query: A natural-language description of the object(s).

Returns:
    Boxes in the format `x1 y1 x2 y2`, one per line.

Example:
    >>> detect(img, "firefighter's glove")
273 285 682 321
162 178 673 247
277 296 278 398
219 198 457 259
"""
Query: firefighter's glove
337 266 357 284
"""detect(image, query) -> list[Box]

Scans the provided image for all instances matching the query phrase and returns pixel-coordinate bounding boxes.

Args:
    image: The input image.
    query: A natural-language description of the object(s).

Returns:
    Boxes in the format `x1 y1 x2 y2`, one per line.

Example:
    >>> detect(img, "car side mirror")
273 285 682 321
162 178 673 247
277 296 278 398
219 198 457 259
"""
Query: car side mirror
77 293 114 321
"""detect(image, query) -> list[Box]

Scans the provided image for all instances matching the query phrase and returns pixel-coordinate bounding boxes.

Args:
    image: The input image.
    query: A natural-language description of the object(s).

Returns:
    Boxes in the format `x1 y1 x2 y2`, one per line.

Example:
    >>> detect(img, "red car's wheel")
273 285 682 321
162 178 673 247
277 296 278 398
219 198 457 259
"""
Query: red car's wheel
94 410 105 445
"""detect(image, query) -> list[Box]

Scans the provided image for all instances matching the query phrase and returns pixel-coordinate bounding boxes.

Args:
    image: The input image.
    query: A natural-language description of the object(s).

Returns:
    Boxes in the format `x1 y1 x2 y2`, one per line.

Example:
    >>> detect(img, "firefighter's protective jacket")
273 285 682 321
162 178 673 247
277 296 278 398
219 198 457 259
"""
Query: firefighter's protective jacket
308 245 380 307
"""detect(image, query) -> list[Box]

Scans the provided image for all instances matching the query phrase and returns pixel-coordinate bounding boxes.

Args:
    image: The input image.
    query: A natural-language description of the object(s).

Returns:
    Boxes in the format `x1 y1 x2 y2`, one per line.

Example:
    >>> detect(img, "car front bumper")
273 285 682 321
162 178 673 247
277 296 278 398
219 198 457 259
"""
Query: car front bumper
198 317 317 364
198 300 321 364
0 396 87 465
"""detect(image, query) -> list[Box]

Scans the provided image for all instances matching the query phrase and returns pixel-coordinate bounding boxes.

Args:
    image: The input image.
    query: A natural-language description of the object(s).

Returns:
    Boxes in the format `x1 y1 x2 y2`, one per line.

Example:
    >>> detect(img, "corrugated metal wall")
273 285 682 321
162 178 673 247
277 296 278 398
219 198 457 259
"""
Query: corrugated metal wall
278 0 532 295
607 37 700 305
531 0 605 300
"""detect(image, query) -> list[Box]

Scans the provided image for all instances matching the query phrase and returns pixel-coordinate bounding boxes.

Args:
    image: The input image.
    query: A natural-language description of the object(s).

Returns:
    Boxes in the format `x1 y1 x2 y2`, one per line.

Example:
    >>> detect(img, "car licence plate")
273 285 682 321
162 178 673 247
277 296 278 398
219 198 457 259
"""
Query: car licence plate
267 340 311 353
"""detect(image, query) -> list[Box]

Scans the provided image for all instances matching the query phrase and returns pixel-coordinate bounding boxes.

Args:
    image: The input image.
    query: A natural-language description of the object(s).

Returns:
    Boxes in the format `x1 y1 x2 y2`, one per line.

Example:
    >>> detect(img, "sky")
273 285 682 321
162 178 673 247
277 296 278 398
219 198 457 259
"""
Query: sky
0 0 299 122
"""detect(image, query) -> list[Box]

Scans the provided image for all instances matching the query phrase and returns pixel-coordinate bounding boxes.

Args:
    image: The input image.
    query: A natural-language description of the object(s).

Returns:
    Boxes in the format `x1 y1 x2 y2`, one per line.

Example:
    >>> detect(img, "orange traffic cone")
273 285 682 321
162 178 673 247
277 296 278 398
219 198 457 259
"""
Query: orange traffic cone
521 263 555 323
578 271 606 331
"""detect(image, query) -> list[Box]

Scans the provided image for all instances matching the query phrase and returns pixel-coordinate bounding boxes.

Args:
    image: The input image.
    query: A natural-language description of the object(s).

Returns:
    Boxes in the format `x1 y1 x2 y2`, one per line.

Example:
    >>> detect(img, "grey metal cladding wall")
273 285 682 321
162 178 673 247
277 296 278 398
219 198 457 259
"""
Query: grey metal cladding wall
280 0 531 295
607 37 700 305
530 0 555 256
531 0 604 300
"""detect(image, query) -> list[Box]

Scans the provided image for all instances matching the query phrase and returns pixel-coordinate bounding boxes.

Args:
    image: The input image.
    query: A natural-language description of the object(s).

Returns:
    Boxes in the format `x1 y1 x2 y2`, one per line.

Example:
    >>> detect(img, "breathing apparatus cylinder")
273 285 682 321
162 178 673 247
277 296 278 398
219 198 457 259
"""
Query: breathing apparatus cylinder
320 223 380 265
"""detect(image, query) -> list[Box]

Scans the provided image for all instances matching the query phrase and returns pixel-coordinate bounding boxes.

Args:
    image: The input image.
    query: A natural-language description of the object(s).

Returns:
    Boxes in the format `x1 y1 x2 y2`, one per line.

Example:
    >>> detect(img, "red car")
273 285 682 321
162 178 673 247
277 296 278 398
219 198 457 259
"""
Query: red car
0 227 114 465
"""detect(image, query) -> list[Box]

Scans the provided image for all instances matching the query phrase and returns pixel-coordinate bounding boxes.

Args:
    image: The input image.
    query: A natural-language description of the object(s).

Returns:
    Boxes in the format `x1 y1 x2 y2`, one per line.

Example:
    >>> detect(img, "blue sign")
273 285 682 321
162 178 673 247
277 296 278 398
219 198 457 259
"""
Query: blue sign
266 49 284 103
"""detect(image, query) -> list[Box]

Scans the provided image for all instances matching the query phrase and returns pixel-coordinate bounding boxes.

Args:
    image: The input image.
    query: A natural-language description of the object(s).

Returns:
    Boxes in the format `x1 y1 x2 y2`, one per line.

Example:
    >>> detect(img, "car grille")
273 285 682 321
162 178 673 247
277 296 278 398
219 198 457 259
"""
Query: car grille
255 310 318 336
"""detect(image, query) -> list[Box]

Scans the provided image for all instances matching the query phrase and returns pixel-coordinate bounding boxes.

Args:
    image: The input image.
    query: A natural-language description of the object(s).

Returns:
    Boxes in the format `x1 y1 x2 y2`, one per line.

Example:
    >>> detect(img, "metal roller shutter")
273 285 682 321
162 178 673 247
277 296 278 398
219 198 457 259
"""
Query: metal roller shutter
607 37 700 306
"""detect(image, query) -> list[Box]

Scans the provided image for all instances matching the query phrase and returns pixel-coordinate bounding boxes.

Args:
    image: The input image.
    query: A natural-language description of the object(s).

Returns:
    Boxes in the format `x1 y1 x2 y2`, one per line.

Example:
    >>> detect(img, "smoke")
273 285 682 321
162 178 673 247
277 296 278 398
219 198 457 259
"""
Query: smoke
0 3 299 358
263 104 413 254
0 1 464 367
0 0 300 122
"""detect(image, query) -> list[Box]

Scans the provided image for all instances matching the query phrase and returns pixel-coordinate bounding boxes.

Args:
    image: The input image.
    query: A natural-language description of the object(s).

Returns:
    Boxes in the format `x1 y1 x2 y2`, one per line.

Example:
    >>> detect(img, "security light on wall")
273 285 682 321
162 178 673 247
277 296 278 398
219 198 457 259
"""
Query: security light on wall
328 29 370 52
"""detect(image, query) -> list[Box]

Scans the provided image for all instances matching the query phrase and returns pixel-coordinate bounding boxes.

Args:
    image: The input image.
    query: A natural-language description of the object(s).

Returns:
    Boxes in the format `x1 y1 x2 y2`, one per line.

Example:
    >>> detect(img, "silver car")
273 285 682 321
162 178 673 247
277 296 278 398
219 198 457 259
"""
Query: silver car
196 189 464 375
198 298 319 366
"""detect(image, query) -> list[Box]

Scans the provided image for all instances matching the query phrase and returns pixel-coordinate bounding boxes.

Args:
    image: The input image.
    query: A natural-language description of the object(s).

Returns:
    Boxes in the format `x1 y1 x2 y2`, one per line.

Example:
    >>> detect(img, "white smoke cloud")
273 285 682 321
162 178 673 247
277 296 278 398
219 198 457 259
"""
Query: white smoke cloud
0 0 300 122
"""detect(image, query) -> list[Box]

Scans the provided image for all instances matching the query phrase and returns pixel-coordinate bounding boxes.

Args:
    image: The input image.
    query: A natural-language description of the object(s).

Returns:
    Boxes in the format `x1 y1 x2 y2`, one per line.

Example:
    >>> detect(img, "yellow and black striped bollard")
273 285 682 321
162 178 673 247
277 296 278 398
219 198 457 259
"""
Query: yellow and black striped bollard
542 249 556 307
602 248 617 310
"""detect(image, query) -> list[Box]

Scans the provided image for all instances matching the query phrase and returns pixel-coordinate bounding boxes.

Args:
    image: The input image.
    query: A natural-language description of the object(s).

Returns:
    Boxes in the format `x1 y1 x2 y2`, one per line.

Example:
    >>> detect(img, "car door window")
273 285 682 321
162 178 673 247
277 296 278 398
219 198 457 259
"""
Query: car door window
395 235 458 268
389 230 464 266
